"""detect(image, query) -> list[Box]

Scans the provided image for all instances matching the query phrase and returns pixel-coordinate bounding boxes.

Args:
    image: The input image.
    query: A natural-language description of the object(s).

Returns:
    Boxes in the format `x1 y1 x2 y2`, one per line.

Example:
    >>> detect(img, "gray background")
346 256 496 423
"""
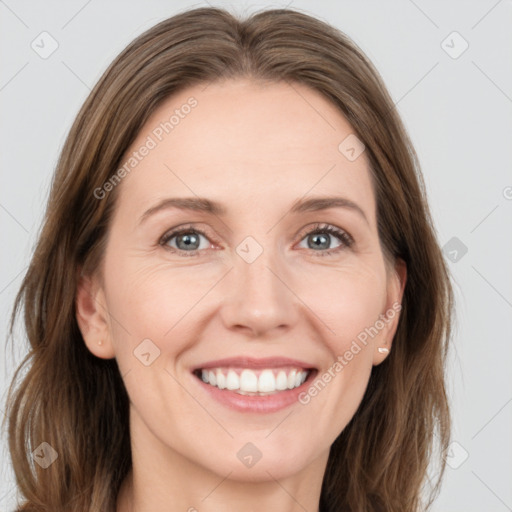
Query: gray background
1 0 511 510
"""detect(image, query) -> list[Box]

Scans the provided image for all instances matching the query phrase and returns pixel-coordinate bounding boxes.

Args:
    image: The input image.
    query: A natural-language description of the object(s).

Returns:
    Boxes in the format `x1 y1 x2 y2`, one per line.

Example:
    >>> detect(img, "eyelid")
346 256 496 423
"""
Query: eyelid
159 223 219 247
295 222 353 244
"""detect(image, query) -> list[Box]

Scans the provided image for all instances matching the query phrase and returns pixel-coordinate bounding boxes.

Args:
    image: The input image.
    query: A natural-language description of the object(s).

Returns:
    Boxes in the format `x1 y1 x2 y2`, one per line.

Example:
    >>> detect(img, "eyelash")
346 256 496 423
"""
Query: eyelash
159 222 354 258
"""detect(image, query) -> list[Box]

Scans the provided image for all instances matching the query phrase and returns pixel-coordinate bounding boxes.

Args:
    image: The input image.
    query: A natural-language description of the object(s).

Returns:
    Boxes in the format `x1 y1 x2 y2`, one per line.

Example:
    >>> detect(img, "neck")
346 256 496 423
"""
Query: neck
116 449 326 512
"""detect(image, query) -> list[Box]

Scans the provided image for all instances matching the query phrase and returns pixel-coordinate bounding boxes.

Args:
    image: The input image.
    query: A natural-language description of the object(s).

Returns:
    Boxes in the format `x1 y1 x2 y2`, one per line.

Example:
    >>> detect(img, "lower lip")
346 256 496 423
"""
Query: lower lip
192 370 317 413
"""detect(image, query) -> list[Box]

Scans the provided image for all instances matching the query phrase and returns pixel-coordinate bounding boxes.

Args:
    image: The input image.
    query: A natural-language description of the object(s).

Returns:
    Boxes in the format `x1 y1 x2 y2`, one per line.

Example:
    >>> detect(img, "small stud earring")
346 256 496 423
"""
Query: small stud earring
378 347 389 354
98 340 103 346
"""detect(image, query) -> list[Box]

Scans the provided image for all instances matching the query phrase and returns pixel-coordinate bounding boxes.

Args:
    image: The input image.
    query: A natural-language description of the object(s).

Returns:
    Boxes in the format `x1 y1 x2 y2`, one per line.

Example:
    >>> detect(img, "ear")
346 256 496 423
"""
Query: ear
75 267 116 359
373 257 407 365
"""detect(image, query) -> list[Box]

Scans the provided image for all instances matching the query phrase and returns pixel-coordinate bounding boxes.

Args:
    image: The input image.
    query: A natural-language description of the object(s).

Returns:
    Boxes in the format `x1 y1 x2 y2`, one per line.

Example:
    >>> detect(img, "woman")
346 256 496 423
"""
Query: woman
3 6 454 511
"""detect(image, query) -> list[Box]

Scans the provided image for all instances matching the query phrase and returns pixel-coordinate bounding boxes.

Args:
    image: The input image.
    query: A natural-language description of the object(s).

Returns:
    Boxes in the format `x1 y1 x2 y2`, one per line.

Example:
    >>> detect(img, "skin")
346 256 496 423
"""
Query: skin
76 78 406 512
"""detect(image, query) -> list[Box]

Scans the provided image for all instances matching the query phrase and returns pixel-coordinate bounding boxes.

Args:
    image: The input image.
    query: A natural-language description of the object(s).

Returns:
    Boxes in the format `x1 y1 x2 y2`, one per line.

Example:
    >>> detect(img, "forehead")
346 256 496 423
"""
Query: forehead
114 78 375 224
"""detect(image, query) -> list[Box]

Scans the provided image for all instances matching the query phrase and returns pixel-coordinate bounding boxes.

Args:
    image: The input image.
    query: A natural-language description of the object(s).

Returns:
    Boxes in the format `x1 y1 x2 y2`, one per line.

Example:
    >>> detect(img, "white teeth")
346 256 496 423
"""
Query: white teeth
216 369 226 389
258 369 275 392
240 369 258 392
276 371 288 390
226 370 239 390
287 369 297 389
199 367 309 394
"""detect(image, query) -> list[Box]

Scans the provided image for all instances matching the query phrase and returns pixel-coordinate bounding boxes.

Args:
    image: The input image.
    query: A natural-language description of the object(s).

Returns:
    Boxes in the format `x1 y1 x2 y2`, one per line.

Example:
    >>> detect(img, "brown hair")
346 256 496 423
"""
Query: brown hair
3 6 454 511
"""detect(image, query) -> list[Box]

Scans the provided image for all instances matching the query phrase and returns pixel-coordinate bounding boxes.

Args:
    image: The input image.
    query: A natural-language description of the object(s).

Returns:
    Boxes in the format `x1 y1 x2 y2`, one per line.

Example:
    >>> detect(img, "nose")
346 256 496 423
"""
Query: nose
219 248 300 338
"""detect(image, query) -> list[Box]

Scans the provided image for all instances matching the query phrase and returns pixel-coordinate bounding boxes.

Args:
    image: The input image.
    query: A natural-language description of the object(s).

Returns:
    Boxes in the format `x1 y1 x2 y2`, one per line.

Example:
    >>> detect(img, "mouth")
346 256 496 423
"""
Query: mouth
192 366 313 395
190 356 317 413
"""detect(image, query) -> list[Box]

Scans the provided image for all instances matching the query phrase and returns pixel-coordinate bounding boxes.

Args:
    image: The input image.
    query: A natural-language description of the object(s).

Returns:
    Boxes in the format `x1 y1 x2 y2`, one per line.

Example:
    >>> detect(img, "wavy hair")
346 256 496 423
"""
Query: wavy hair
3 6 454 511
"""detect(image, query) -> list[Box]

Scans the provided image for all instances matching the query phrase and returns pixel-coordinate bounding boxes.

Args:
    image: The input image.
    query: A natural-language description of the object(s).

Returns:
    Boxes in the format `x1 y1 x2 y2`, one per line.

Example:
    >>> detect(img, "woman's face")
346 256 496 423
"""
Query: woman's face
77 78 405 484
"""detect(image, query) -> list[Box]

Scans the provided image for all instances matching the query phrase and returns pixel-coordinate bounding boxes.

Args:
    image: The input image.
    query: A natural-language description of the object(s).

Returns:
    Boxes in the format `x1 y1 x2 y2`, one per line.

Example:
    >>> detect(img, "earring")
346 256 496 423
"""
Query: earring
378 347 389 354
98 340 103 346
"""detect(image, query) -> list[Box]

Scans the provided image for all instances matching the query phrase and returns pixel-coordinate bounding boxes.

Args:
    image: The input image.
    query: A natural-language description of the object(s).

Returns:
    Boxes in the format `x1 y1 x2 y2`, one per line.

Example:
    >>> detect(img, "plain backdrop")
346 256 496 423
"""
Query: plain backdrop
1 1 511 510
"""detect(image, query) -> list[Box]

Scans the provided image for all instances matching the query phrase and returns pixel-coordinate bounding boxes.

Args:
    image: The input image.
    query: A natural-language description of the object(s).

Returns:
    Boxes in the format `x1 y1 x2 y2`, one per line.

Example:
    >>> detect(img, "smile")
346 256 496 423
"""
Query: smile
194 367 310 395
191 356 317 413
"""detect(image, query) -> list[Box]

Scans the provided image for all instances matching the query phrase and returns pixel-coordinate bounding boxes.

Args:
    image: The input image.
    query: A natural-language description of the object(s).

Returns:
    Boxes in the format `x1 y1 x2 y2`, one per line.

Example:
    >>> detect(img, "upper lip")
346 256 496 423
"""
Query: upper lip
192 356 316 371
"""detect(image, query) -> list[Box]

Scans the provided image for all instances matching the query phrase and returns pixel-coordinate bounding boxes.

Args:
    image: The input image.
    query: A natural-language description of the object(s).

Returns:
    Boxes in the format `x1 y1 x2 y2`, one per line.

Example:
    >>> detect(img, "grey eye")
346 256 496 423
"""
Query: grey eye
163 230 209 252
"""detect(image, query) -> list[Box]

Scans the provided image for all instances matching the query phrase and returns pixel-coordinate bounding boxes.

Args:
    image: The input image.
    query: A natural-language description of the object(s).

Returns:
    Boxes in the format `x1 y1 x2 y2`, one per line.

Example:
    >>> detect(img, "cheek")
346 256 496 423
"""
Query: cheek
332 283 385 346
292 259 387 348
294 268 385 433
107 267 181 329
102 254 221 365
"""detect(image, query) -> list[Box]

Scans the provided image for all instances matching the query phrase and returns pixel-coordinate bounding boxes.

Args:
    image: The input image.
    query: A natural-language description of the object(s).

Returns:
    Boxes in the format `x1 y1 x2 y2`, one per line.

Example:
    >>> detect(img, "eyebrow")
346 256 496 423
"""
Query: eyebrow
138 195 369 225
